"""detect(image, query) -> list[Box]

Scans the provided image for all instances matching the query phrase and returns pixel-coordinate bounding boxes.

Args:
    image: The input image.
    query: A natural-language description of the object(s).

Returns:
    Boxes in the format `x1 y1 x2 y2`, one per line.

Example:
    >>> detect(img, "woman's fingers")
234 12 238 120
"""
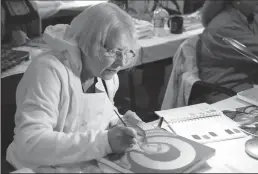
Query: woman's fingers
124 110 142 125
123 127 137 138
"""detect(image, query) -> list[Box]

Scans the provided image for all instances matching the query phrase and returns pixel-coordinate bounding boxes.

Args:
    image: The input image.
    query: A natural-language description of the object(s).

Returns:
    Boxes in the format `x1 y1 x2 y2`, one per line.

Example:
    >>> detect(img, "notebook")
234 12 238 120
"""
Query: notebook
237 87 258 106
155 103 246 144
97 121 215 173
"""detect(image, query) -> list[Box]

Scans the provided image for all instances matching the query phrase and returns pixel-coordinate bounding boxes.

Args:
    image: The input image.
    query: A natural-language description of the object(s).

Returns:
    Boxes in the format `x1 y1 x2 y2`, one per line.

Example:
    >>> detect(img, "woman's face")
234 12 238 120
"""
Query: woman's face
98 32 135 80
81 26 136 81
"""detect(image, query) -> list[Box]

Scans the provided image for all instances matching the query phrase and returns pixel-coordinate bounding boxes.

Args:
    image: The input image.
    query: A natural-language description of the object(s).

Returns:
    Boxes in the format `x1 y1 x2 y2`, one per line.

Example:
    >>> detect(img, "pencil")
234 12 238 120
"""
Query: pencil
114 109 127 126
163 118 176 134
158 117 164 128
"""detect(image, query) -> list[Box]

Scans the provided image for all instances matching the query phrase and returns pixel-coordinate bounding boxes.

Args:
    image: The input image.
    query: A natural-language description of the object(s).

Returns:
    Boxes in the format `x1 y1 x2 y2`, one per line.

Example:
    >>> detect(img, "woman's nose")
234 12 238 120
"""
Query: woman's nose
116 54 127 67
111 59 123 69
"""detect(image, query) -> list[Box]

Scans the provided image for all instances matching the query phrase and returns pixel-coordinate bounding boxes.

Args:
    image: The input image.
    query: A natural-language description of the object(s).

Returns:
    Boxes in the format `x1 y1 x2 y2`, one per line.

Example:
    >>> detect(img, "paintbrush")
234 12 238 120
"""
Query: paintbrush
114 109 128 127
113 109 142 149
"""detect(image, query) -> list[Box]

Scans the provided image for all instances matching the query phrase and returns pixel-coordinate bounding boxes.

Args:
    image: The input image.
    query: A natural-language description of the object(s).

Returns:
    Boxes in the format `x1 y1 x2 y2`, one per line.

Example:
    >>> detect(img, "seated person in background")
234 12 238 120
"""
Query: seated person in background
6 3 142 172
198 0 258 103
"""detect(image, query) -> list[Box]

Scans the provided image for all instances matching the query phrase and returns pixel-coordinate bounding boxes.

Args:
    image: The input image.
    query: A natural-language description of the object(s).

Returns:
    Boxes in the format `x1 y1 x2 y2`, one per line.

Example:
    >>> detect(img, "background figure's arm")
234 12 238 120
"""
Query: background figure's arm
202 23 258 63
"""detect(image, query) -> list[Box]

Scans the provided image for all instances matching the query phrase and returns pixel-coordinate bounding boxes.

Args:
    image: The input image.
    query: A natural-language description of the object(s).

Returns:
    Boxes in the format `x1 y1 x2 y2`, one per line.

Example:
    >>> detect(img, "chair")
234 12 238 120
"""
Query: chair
1 73 24 173
161 35 236 110
188 35 237 105
188 81 237 105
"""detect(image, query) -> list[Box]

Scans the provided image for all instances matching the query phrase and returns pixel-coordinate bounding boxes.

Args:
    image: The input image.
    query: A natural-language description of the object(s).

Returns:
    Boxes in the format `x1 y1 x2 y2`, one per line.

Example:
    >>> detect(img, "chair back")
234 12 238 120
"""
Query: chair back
1 73 23 157
161 35 201 109
189 35 237 105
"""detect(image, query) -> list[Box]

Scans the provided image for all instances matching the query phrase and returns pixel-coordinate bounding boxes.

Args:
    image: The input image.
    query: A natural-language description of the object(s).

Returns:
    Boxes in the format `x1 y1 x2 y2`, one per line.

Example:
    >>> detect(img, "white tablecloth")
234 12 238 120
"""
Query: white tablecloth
30 1 107 19
138 27 204 64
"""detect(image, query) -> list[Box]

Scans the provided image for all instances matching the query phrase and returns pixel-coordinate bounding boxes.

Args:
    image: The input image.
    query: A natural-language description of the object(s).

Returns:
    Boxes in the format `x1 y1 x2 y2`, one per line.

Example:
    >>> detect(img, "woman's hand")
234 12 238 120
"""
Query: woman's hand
107 126 137 154
109 110 142 128
122 110 142 125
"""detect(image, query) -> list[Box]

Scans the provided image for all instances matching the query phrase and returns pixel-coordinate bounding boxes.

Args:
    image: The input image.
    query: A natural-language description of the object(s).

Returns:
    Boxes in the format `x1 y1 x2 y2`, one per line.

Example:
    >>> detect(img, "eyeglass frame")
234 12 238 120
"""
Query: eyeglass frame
102 46 136 64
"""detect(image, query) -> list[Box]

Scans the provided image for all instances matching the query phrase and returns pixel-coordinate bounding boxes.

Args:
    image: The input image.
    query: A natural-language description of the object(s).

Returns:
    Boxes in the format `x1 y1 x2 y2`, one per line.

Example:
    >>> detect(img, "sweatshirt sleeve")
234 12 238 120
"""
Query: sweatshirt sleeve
218 23 258 59
13 57 112 167
202 21 258 63
201 0 225 27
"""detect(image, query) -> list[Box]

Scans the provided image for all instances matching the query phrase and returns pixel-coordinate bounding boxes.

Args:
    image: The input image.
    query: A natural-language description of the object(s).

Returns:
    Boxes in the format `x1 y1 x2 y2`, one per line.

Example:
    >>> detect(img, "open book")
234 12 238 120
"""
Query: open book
97 121 215 173
155 103 246 144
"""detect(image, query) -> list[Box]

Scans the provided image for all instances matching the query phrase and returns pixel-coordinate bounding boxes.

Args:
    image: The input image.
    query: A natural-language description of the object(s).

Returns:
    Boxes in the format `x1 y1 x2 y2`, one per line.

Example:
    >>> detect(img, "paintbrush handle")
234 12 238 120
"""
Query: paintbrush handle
114 109 128 127
113 109 143 148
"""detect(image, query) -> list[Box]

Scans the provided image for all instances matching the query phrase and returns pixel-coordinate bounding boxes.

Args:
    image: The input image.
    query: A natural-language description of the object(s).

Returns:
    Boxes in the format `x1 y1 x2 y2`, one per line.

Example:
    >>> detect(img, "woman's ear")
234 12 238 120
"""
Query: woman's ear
122 39 141 70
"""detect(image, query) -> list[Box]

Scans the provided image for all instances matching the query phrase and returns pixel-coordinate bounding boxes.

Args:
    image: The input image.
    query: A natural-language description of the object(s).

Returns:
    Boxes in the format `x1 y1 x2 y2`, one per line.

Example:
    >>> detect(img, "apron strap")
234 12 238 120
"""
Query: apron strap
94 77 98 85
101 79 110 99
93 77 111 100
93 77 109 96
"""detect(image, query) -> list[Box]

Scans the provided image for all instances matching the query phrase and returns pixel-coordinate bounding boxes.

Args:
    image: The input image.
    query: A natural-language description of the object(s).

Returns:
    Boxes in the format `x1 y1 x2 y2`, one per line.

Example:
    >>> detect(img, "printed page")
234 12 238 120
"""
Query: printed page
155 103 222 123
168 115 246 144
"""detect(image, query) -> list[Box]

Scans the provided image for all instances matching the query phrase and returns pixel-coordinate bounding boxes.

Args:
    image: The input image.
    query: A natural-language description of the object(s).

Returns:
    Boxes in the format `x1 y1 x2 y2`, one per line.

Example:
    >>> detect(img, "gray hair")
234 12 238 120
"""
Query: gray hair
68 2 138 67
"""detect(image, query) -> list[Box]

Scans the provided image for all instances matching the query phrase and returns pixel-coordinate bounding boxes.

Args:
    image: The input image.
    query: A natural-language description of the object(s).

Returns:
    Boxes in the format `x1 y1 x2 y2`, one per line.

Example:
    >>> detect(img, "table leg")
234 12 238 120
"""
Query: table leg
128 71 137 111
142 59 172 111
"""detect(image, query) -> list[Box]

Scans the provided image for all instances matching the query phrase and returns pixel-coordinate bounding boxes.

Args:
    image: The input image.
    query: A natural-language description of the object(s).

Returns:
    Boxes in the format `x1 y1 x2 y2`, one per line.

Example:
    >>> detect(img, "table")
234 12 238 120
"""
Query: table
128 26 204 110
1 27 203 111
12 96 258 173
152 96 257 173
31 1 107 20
1 26 203 79
1 46 49 79
1 27 203 114
137 27 204 65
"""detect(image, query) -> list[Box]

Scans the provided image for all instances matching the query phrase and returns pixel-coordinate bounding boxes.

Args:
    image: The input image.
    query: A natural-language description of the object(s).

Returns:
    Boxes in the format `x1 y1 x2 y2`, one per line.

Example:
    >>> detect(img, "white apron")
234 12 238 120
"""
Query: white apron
37 55 117 172
8 78 116 173
46 79 116 173
75 78 115 133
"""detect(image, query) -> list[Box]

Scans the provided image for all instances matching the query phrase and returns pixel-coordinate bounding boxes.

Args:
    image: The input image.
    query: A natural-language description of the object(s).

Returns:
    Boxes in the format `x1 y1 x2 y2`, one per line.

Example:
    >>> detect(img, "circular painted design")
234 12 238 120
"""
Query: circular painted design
128 135 196 171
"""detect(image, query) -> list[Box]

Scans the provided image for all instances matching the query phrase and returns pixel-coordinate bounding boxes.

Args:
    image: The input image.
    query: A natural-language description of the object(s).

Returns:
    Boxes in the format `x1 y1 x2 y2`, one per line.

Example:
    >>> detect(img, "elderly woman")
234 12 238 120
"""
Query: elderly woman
198 0 258 103
6 3 141 172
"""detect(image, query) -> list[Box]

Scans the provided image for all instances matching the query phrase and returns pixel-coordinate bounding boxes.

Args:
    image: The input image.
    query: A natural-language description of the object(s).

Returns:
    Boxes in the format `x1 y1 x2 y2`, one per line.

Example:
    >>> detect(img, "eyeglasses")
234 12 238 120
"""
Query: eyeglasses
103 46 136 64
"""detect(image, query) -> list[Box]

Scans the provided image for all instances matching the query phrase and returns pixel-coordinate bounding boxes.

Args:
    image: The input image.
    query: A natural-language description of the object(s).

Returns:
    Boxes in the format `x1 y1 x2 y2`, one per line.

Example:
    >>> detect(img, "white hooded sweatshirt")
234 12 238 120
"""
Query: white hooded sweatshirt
6 14 120 170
